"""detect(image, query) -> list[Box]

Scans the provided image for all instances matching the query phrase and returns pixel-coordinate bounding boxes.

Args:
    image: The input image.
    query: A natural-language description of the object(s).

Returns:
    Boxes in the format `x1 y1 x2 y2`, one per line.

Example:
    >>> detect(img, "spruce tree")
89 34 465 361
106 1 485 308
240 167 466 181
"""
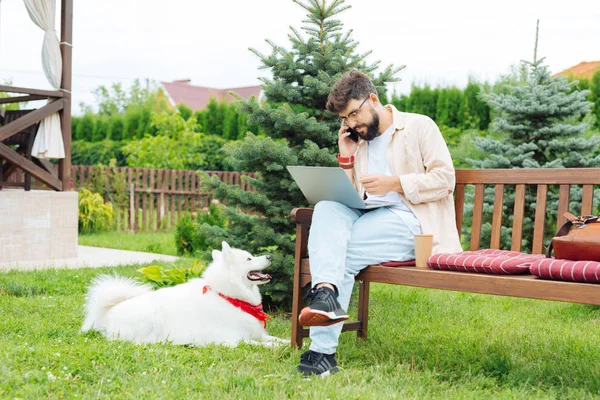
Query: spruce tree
591 69 600 130
471 21 600 250
197 0 402 308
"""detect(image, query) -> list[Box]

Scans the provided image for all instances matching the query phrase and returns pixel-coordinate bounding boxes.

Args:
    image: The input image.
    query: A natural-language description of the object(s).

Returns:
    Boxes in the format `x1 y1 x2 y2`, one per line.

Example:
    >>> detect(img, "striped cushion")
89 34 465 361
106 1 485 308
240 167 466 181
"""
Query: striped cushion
427 249 545 275
379 260 416 267
529 258 600 283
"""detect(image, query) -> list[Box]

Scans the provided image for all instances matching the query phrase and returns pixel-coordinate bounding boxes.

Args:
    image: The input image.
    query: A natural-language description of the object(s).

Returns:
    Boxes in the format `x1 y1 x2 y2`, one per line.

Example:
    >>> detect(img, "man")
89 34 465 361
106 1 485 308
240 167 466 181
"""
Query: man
297 71 463 376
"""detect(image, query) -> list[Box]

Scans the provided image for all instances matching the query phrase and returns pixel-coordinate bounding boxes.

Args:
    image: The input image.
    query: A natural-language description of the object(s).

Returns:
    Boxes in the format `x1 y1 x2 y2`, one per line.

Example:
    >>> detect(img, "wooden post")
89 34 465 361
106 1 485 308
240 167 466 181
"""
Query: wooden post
158 169 165 229
129 183 135 233
58 0 73 191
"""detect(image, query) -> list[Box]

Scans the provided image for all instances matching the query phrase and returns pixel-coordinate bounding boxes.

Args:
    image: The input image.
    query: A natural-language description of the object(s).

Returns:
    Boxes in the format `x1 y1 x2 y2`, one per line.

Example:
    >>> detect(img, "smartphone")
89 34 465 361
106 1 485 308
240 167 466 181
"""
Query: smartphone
347 127 359 143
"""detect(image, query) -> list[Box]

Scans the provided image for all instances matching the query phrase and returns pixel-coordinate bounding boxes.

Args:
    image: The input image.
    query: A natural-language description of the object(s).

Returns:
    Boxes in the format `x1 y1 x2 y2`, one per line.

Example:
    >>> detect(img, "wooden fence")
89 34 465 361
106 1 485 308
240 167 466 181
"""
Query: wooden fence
73 166 255 232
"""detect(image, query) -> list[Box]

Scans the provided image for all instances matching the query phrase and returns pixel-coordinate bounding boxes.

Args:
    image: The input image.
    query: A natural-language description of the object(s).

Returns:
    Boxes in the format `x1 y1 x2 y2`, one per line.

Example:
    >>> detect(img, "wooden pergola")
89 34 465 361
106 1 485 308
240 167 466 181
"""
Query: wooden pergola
0 0 73 191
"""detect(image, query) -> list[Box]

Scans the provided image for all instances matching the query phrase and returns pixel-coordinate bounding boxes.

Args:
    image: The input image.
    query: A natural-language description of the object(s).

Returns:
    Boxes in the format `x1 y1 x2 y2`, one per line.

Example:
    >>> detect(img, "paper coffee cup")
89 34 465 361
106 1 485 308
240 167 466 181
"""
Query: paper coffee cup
414 234 434 269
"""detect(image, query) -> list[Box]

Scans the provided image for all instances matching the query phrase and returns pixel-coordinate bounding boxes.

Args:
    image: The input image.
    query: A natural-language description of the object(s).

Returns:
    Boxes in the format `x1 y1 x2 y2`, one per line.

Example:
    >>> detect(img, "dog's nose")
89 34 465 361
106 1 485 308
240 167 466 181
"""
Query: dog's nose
266 255 271 261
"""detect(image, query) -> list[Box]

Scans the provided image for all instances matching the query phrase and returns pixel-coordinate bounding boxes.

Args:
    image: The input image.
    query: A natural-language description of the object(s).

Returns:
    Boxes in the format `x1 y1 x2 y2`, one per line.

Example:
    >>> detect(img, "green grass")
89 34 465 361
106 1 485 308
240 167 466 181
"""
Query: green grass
79 230 179 256
2 263 600 399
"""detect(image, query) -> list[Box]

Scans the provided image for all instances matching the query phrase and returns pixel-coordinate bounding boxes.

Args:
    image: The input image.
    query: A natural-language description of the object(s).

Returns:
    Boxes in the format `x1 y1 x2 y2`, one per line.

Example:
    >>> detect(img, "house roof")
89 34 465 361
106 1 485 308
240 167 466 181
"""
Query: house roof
160 80 262 111
553 61 600 80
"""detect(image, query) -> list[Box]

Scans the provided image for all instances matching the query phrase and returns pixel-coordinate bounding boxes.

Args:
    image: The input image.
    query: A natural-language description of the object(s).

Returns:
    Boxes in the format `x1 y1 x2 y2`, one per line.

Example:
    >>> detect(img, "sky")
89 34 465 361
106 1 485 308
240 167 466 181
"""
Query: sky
0 0 599 115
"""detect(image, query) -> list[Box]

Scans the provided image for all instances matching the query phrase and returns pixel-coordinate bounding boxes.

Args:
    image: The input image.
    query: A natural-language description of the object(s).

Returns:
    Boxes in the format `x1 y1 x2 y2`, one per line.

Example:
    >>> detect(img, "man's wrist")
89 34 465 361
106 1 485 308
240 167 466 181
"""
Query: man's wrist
395 176 404 193
337 154 354 169
337 154 355 164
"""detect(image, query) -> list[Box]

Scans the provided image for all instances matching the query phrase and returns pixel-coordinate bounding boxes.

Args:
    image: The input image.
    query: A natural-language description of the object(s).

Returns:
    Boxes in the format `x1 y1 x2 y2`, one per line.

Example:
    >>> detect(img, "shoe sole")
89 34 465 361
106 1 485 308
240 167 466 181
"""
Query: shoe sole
298 307 349 327
299 366 340 378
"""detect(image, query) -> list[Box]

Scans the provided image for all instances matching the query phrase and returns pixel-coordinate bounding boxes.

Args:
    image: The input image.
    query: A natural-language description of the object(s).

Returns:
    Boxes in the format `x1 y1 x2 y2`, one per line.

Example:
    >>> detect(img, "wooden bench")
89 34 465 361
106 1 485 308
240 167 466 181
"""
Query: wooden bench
290 168 600 348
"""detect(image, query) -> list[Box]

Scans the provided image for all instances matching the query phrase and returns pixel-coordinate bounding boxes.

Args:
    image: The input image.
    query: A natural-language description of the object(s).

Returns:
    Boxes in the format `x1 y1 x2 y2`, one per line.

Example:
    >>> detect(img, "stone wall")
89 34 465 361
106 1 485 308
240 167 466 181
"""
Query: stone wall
0 190 78 264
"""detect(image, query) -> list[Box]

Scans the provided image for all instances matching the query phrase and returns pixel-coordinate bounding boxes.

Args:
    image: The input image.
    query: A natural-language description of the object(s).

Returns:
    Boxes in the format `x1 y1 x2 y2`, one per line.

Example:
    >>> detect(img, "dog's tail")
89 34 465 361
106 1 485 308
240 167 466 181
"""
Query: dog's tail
82 274 152 332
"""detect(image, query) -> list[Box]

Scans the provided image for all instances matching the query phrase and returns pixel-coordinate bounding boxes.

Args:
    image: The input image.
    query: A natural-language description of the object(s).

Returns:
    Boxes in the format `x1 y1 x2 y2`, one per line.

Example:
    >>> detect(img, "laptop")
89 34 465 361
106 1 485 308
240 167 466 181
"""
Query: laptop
286 166 397 209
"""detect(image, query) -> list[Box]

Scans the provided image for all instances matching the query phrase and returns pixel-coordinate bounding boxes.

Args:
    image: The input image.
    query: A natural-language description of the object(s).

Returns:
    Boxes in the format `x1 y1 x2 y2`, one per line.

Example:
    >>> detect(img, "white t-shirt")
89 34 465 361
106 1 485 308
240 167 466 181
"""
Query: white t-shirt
365 124 422 235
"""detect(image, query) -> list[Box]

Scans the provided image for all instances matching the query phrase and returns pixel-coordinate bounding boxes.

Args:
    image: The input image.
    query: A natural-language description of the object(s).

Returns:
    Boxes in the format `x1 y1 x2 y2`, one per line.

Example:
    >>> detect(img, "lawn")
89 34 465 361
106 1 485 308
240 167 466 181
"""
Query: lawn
1 262 600 399
78 230 179 256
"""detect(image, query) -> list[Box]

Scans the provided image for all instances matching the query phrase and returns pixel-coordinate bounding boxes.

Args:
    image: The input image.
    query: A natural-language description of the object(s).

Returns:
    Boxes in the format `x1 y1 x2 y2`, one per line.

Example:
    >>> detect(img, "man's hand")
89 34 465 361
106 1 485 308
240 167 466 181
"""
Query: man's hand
338 124 359 157
360 174 403 195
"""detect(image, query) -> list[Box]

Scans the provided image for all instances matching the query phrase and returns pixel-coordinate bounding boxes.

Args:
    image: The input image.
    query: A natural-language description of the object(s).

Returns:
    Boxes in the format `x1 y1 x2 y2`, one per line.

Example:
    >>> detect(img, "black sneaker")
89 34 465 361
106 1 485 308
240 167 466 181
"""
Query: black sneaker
297 350 339 377
298 286 349 326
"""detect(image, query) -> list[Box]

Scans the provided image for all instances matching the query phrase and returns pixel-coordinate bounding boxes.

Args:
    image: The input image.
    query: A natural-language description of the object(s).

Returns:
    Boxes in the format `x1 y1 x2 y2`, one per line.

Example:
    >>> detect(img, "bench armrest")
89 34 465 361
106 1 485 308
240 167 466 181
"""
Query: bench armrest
290 207 314 225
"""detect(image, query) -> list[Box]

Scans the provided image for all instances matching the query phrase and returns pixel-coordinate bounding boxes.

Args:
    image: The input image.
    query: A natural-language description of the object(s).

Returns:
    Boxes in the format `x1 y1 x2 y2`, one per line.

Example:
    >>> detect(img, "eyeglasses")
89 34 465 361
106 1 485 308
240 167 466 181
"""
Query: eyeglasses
338 97 369 125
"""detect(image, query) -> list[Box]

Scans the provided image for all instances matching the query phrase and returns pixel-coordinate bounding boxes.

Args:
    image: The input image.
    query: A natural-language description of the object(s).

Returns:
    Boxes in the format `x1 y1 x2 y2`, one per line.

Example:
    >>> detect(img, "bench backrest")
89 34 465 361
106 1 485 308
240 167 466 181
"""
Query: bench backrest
454 168 600 254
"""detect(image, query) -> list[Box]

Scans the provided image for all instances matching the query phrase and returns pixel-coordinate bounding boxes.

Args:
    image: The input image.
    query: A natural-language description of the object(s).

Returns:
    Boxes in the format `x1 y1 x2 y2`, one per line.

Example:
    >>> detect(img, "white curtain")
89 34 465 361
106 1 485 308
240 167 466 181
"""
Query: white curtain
24 0 65 159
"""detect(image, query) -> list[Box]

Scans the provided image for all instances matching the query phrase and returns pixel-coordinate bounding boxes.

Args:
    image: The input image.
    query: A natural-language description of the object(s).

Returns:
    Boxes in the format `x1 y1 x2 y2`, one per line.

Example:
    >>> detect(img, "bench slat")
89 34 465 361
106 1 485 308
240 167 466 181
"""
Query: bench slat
511 184 526 252
454 184 465 236
557 185 571 228
532 184 548 254
490 184 504 249
582 184 594 216
456 169 599 185
470 184 485 251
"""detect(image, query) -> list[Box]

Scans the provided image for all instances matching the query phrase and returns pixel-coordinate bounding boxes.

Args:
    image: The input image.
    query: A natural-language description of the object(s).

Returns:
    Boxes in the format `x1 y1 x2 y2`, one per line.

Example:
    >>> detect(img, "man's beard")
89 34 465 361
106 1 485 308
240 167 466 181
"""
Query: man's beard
355 110 380 141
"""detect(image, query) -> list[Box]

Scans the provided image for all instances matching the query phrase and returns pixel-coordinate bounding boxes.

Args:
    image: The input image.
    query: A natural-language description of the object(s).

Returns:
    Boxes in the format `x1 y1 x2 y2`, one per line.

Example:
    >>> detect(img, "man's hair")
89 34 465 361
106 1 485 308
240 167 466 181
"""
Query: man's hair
326 70 378 114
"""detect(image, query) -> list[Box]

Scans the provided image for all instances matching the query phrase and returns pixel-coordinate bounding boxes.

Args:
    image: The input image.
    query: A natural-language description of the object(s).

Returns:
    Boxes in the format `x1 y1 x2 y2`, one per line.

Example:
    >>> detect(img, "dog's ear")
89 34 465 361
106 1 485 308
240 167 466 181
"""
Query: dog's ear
211 249 222 261
221 241 231 252
221 241 234 264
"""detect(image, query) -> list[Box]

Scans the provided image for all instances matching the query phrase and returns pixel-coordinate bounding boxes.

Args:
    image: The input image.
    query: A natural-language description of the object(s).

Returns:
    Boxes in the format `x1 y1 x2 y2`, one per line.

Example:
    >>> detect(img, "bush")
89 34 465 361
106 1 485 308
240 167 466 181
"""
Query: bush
108 115 126 141
406 85 438 119
71 140 127 166
445 129 489 169
177 103 193 121
175 202 227 257
435 87 463 128
92 115 109 142
75 113 95 141
458 81 491 130
222 103 239 140
122 112 234 171
389 82 491 131
78 188 114 234
137 262 205 289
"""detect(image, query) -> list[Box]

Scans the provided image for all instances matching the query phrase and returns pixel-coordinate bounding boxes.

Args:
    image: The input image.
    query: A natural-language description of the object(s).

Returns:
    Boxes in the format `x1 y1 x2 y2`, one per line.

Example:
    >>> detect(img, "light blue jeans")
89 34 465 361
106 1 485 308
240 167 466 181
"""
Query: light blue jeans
307 200 420 355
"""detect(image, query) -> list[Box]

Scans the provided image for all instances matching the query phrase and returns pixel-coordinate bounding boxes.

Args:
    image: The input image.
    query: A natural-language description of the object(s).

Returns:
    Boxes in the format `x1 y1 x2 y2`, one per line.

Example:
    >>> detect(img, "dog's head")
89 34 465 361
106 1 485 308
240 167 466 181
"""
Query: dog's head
202 241 272 305
210 241 272 286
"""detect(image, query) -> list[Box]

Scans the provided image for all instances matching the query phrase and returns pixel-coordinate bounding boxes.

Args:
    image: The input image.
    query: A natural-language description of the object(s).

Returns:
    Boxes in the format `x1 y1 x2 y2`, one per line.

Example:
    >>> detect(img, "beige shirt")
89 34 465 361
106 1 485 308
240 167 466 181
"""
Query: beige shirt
352 105 463 254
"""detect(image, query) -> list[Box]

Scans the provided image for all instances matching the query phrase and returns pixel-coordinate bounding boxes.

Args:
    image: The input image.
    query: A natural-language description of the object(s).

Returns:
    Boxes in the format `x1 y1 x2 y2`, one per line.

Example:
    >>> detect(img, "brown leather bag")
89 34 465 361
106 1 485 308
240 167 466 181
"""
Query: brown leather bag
546 212 600 261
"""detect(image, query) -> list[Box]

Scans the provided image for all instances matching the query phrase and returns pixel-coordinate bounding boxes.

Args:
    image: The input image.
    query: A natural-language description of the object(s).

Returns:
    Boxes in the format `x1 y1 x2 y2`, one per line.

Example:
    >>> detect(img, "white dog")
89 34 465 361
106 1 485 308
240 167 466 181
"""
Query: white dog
82 241 287 347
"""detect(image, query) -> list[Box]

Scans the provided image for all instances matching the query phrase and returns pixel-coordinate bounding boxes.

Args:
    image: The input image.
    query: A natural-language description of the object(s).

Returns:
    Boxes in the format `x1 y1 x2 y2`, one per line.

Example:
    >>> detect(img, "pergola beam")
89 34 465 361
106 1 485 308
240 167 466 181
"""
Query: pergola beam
0 85 64 98
0 95 47 104
0 99 64 142
0 142 62 190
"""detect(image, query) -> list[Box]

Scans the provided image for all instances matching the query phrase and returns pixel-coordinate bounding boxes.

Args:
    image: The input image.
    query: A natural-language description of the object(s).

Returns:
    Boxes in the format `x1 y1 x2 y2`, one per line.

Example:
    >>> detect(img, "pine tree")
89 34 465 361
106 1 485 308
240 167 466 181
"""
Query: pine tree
470 21 600 251
197 0 402 308
591 69 600 130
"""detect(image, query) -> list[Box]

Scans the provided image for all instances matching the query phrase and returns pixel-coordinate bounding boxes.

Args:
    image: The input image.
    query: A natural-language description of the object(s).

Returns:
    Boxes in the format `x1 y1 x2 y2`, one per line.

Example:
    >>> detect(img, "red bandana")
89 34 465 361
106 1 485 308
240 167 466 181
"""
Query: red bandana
202 285 271 328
